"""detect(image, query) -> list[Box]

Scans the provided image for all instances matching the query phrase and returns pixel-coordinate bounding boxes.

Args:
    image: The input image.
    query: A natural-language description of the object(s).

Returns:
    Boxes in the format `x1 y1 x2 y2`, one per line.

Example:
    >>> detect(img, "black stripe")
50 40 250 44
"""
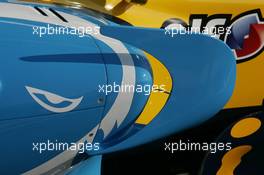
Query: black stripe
163 91 170 95
49 8 68 23
154 88 170 94
34 7 48 16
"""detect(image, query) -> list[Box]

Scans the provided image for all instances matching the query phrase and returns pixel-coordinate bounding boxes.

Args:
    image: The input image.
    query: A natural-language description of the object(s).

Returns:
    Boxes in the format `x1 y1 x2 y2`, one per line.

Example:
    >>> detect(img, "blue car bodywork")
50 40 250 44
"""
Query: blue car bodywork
0 1 236 174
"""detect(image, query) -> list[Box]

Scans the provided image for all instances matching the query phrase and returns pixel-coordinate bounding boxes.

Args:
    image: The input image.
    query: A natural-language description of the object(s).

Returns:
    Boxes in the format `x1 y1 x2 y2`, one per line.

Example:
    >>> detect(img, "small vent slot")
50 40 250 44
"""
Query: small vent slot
34 7 48 16
49 8 68 23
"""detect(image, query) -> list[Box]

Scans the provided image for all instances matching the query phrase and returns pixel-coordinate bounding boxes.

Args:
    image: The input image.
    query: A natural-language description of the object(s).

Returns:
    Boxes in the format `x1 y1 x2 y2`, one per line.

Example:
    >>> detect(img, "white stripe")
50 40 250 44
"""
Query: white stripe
98 42 135 138
0 2 135 174
22 125 99 175
0 19 37 27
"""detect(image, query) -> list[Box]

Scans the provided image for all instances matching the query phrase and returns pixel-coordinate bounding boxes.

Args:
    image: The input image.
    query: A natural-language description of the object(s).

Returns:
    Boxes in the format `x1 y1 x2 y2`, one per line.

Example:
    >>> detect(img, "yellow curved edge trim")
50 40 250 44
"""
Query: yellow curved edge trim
217 145 252 175
145 52 172 92
231 117 261 138
135 52 172 125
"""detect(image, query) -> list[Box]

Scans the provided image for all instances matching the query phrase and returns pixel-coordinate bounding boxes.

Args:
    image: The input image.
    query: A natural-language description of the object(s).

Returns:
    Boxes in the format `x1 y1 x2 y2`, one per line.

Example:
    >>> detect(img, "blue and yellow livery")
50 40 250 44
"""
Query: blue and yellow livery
0 1 236 174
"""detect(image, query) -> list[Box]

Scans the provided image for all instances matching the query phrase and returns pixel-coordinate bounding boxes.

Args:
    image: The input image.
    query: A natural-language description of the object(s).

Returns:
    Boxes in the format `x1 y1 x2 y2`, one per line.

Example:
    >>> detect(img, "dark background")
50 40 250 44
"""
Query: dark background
102 106 262 175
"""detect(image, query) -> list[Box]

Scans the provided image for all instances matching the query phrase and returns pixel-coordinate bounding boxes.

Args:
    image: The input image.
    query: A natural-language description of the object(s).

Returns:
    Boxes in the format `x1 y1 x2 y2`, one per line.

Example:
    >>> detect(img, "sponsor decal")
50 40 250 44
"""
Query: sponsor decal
163 9 264 63
225 10 264 62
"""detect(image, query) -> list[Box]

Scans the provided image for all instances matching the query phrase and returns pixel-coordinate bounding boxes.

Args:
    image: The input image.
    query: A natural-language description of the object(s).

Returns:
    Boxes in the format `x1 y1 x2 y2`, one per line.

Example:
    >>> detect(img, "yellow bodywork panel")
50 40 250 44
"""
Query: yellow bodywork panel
217 145 252 175
231 117 261 138
225 57 264 108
